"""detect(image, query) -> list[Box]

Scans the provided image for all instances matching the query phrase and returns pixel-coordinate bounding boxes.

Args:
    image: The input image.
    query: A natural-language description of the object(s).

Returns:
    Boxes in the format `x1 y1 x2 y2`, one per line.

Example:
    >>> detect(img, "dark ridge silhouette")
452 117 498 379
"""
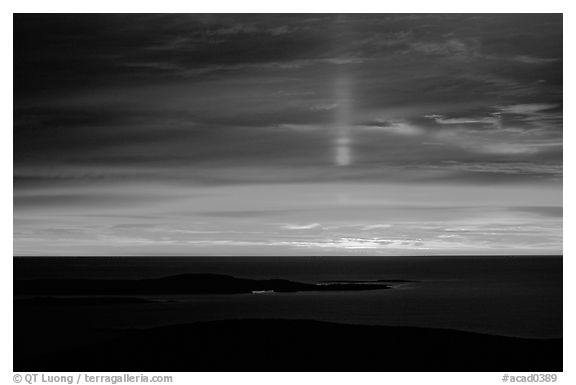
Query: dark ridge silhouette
318 279 414 284
14 319 561 372
14 273 396 296
14 296 157 306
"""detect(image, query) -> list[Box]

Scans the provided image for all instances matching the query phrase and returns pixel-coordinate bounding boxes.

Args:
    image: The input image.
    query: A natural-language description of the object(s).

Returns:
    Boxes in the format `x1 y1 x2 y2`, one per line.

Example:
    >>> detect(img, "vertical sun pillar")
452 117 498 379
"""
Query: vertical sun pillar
335 136 351 167
334 74 353 167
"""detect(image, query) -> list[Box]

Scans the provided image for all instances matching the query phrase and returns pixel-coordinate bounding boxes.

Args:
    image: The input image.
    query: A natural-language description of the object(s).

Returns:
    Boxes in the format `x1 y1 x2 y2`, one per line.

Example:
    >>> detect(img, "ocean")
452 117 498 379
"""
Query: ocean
14 256 562 339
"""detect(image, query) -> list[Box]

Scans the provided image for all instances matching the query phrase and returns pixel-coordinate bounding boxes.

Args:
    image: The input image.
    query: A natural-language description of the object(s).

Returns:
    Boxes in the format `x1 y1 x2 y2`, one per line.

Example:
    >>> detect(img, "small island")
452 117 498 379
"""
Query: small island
14 273 408 296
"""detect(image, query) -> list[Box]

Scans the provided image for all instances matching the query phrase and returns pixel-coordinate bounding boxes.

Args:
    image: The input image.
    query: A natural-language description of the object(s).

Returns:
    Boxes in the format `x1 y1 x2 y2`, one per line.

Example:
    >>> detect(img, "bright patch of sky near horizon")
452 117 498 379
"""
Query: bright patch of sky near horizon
14 14 562 255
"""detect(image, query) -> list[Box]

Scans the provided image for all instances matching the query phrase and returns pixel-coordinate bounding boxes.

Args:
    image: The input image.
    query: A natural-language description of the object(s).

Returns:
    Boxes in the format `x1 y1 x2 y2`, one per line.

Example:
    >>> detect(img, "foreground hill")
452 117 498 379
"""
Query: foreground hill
14 318 562 372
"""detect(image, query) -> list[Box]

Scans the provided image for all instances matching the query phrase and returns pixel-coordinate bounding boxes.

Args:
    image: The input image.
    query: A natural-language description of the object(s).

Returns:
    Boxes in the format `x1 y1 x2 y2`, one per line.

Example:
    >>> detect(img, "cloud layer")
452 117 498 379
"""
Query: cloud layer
14 14 562 255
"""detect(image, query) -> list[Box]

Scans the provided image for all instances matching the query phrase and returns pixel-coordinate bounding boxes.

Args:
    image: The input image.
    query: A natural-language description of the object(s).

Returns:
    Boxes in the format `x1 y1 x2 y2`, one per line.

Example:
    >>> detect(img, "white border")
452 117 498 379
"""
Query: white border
2 1 571 13
4 3 571 384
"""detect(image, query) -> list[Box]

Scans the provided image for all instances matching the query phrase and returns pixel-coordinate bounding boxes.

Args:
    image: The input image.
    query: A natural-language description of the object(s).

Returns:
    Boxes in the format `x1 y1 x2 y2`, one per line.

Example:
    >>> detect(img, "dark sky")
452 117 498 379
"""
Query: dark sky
14 14 562 255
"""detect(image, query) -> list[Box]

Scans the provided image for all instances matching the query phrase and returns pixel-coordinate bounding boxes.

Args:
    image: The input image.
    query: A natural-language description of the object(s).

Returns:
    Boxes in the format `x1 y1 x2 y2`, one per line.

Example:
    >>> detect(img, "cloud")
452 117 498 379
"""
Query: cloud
14 199 562 255
14 14 562 255
496 104 559 115
282 223 321 230
408 39 475 58
426 161 562 177
513 56 560 65
358 120 423 136
288 237 427 250
425 114 499 125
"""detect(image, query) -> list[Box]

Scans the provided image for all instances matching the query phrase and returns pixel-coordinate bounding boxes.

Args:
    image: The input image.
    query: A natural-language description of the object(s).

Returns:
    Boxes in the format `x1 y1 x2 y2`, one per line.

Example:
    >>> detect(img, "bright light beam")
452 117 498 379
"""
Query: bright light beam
334 73 353 167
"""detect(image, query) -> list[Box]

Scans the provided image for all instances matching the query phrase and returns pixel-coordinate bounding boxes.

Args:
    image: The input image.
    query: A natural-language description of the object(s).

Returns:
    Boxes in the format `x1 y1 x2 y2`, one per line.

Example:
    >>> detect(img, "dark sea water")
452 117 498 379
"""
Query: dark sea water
14 256 562 339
